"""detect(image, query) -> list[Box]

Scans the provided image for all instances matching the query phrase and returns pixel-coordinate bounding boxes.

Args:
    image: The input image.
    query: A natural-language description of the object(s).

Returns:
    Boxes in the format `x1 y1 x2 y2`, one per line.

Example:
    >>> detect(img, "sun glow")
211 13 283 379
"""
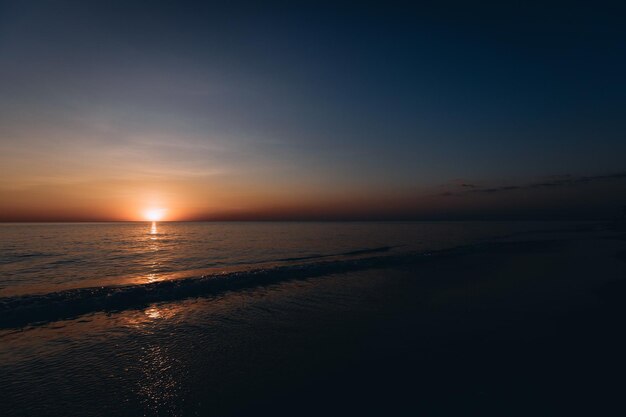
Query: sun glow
144 208 166 222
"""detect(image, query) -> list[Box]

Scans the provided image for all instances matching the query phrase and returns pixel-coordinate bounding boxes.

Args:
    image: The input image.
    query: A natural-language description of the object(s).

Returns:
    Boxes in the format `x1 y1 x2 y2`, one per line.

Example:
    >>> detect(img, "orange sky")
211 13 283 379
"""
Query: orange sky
1 168 625 221
2 2 626 221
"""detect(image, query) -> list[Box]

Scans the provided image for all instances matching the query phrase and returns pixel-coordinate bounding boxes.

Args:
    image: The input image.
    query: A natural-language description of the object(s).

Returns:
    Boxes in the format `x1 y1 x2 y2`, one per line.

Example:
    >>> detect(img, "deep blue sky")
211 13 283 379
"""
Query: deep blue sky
1 1 625 220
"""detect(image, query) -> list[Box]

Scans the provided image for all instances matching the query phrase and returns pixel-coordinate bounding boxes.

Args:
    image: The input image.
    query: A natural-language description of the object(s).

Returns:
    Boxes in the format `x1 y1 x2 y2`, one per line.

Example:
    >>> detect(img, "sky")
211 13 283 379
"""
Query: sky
0 0 625 221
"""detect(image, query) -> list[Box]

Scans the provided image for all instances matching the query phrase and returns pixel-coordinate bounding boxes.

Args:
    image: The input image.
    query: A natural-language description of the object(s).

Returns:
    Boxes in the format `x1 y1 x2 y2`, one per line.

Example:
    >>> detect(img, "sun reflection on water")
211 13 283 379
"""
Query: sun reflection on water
146 273 160 283
145 222 165 284
122 303 182 329
137 343 183 416
145 306 162 319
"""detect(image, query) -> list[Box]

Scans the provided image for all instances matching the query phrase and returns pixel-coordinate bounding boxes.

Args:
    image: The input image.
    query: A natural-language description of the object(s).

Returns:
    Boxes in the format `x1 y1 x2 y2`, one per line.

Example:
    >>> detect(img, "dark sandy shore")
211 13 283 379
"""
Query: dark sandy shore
201 224 626 417
2 223 626 416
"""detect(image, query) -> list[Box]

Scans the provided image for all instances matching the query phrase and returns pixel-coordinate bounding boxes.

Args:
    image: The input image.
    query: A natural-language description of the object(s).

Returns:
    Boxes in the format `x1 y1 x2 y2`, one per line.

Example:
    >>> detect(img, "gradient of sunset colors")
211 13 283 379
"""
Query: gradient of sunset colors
1 1 626 221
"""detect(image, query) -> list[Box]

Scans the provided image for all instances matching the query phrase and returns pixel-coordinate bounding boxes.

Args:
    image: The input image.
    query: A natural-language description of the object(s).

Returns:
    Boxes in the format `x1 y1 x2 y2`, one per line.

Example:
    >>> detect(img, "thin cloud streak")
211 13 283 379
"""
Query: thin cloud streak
442 172 626 196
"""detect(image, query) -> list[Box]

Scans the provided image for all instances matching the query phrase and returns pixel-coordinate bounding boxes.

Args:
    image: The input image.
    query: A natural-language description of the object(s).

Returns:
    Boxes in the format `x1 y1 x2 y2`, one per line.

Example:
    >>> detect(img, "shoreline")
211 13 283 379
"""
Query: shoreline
2 223 626 415
0 222 608 329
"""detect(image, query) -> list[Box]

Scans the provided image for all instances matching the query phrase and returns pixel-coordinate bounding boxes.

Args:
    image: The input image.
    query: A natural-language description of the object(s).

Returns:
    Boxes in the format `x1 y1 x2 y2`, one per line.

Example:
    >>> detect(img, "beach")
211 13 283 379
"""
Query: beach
1 222 625 416
3 2 624 415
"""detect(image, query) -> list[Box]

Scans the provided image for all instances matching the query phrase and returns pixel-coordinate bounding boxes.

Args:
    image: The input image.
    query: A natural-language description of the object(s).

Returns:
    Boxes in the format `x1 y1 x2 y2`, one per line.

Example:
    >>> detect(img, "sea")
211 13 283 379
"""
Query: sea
0 221 594 416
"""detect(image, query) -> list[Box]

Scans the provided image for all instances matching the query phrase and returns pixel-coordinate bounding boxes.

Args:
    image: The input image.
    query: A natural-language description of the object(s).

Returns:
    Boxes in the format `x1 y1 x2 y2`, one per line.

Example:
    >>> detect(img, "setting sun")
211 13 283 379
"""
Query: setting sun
144 208 166 222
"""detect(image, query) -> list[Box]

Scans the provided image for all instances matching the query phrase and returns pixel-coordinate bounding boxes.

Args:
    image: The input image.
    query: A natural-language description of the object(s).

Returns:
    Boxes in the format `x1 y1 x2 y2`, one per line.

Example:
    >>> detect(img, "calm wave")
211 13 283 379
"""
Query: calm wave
0 221 561 295
0 221 581 328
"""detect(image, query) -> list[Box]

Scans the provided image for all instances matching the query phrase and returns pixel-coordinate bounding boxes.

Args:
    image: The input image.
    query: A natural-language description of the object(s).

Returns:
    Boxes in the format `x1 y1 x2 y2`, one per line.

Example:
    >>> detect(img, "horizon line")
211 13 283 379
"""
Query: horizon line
0 218 612 223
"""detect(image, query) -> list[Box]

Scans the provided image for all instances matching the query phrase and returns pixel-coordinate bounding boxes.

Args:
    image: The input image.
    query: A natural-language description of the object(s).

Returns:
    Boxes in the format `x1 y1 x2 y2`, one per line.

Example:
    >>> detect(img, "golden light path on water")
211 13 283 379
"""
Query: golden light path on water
147 221 160 283
123 301 186 415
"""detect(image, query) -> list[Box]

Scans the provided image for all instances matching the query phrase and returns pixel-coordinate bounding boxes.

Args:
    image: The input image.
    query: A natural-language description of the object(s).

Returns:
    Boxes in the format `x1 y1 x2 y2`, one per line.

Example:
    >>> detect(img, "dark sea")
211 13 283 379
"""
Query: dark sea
2 221 620 416
0 221 559 298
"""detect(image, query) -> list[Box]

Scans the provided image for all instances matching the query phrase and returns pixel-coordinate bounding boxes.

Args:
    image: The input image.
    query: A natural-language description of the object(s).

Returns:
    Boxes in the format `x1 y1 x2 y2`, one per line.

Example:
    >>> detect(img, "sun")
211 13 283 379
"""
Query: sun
144 208 166 222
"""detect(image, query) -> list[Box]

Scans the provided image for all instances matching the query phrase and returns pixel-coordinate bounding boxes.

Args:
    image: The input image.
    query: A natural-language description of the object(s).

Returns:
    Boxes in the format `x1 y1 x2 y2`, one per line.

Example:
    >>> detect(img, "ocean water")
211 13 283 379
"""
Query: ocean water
0 221 560 298
0 221 594 416
0 221 579 329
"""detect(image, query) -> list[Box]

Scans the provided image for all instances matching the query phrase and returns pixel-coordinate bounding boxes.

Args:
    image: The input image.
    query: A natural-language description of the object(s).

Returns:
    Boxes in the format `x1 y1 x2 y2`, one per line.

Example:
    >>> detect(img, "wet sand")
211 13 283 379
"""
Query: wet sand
204 226 626 416
2 224 626 416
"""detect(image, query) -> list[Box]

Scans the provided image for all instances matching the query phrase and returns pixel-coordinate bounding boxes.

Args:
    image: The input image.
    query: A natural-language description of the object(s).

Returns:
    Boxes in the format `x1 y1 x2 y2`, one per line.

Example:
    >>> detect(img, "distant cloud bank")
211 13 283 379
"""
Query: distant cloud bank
442 172 626 196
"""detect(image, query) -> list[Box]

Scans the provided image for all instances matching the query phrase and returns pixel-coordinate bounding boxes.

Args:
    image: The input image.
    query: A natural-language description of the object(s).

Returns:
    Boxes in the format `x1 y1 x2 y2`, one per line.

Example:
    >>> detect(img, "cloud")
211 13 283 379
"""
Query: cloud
442 172 626 196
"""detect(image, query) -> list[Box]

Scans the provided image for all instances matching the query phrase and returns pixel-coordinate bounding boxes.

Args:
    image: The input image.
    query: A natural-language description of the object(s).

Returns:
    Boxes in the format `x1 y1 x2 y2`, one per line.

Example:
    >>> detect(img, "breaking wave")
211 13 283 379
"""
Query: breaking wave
0 247 454 329
0 239 560 329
